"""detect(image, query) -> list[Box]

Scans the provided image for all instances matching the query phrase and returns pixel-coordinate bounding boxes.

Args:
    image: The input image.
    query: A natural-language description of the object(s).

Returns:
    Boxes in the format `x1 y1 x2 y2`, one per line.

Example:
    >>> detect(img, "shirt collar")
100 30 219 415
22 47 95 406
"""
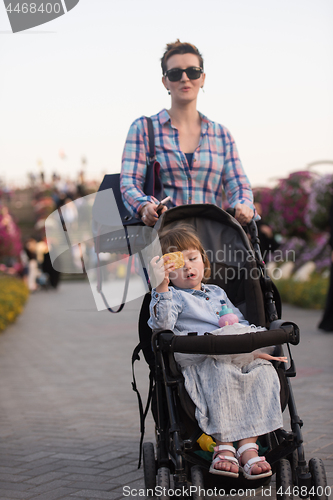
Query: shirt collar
173 284 211 295
159 109 171 125
158 109 211 128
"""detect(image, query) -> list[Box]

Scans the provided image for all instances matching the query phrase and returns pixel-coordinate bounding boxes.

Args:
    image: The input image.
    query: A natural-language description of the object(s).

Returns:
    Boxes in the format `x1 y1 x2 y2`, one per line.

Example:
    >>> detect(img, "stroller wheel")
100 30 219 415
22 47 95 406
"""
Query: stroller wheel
191 466 205 499
143 442 156 494
276 459 293 500
309 458 328 500
157 467 170 500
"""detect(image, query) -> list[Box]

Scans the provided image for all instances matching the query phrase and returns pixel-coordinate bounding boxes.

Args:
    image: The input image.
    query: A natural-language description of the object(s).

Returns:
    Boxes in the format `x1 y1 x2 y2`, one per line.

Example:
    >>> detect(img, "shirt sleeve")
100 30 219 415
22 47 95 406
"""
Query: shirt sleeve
148 288 183 332
221 128 260 220
120 117 159 217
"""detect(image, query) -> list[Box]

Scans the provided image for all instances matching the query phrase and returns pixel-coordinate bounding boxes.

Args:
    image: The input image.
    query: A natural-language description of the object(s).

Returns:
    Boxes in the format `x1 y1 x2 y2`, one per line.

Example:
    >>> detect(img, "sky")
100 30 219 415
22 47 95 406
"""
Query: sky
1 0 333 189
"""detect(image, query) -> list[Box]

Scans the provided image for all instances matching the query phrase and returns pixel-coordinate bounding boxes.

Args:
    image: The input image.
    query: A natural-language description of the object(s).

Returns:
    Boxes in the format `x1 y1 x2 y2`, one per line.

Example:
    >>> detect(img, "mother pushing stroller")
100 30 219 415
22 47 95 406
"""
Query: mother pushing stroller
120 40 271 478
120 40 255 226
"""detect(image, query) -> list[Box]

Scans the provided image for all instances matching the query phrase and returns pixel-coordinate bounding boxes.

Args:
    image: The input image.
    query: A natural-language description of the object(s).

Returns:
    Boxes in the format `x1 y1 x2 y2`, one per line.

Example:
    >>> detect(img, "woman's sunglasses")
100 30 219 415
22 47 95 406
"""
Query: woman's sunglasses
164 66 203 82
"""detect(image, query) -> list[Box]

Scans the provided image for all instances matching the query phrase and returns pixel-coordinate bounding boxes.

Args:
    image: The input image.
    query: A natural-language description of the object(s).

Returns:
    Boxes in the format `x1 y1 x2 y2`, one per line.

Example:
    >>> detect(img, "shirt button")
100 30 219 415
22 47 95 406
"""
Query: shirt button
188 195 192 201
193 158 197 162
206 297 209 300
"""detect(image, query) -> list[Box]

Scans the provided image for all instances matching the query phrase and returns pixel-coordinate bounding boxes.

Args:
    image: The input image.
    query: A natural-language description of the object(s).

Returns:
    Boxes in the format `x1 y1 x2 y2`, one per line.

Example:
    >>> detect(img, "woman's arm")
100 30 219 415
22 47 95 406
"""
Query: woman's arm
120 118 159 217
221 128 257 223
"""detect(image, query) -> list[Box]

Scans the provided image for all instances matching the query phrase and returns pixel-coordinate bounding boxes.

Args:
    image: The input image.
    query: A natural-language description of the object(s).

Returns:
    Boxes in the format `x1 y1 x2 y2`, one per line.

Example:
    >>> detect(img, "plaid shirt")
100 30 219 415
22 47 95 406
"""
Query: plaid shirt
120 109 255 217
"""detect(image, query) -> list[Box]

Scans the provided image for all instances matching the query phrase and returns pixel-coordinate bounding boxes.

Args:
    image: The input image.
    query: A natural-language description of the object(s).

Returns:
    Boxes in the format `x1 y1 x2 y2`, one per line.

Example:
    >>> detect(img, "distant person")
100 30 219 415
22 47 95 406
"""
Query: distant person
318 199 333 332
20 248 29 286
24 238 38 291
121 40 256 227
36 238 61 289
77 170 86 197
42 249 60 289
52 172 59 184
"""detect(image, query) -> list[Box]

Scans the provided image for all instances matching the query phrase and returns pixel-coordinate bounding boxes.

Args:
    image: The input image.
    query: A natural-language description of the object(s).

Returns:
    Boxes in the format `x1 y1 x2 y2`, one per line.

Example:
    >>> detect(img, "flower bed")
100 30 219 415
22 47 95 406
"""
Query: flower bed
274 274 329 310
0 206 22 259
0 276 29 332
271 171 314 241
305 173 333 232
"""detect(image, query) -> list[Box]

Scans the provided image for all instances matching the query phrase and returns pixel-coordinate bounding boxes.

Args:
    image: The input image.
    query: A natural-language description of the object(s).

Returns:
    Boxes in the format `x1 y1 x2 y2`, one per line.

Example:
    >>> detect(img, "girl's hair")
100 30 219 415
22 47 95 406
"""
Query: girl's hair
159 226 211 281
161 39 204 75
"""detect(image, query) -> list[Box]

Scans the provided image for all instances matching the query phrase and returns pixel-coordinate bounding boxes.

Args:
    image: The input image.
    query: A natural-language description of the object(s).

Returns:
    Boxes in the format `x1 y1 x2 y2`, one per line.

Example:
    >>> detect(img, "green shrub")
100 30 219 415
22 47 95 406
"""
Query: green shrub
274 274 329 310
0 276 29 332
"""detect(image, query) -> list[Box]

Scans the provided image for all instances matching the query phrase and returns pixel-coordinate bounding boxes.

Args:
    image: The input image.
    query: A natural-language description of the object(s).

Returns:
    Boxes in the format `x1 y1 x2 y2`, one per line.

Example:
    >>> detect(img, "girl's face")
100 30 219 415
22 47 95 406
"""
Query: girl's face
162 53 205 104
169 248 205 290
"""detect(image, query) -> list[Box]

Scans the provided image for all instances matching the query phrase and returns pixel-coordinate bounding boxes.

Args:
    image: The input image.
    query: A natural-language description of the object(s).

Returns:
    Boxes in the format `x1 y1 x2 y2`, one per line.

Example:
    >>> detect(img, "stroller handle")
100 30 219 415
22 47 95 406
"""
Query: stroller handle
227 206 266 271
157 323 299 355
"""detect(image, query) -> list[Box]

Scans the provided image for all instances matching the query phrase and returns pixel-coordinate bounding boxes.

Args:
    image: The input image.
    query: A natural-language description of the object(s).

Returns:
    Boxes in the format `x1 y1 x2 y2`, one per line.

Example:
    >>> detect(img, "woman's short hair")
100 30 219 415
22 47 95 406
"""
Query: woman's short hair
158 225 211 281
161 39 204 75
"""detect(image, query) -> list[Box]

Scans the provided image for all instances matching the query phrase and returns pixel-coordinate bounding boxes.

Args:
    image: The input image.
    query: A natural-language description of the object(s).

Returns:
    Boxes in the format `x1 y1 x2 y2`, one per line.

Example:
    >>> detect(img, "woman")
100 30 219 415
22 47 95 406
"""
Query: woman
120 40 255 226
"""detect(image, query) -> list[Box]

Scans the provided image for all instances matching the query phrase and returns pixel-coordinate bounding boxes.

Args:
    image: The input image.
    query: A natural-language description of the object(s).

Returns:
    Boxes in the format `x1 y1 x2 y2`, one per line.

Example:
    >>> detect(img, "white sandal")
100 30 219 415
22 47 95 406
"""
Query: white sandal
236 443 272 480
209 445 239 477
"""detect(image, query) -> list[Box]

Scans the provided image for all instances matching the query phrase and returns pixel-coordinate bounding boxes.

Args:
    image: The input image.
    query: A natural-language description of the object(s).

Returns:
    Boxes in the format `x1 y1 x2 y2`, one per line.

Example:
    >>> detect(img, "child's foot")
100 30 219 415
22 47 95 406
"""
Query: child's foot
236 443 272 480
209 445 239 477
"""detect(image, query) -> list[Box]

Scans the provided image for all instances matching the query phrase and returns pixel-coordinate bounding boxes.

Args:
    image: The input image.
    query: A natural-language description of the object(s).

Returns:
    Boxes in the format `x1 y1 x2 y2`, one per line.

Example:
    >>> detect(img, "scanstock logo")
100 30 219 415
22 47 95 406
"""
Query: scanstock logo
3 0 80 33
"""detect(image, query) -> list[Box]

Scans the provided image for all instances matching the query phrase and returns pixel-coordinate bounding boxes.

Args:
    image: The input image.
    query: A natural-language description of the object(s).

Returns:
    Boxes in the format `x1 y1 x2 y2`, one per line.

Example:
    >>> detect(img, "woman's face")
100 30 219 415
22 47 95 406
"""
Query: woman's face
162 53 205 104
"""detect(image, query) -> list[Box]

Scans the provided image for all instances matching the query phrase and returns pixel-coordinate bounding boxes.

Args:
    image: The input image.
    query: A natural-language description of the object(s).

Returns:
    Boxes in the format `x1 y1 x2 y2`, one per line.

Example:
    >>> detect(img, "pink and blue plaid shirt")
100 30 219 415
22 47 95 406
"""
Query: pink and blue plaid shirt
120 109 255 217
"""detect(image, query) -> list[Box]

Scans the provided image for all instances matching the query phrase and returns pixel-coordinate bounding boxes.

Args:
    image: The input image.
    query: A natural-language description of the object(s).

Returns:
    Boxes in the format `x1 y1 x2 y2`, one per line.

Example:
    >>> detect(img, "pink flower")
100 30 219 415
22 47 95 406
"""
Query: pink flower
0 205 23 259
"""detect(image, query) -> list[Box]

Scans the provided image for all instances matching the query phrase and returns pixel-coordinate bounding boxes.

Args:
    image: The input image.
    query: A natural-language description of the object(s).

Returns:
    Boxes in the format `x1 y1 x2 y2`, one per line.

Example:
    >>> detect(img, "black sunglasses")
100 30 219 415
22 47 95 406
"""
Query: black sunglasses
164 66 203 82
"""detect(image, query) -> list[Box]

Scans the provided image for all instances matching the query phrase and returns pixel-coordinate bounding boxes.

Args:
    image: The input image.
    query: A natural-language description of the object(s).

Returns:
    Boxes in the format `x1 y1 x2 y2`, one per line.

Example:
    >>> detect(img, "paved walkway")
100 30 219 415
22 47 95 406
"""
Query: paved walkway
0 281 332 499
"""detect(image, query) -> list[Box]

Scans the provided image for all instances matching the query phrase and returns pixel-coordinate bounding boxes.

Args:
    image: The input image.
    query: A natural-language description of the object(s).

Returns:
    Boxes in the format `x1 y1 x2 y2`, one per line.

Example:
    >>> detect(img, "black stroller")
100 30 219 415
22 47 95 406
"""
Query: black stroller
133 204 328 500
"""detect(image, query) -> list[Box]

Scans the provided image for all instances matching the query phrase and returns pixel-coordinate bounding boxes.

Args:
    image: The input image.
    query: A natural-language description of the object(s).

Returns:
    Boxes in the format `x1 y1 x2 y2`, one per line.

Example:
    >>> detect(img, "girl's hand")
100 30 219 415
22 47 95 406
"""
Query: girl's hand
150 255 175 292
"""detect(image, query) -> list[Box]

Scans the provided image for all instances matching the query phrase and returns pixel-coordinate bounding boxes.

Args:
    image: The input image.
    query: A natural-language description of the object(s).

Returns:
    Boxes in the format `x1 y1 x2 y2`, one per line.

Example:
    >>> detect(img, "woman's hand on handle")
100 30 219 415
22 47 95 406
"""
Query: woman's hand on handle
234 203 254 225
140 202 167 226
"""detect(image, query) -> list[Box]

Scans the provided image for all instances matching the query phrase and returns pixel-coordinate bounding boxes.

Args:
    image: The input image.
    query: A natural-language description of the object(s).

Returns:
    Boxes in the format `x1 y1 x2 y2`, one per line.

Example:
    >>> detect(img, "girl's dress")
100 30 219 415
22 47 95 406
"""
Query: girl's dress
148 284 283 442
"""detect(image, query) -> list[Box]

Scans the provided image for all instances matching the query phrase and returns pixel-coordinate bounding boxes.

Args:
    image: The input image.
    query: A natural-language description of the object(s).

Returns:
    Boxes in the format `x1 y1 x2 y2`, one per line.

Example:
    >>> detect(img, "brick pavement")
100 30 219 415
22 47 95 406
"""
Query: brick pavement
0 281 331 500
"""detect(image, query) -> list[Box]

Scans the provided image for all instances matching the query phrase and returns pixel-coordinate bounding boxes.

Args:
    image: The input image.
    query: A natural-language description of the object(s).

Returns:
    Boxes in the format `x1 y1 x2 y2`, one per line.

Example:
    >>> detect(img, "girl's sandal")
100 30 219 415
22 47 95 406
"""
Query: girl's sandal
209 445 239 477
236 443 272 480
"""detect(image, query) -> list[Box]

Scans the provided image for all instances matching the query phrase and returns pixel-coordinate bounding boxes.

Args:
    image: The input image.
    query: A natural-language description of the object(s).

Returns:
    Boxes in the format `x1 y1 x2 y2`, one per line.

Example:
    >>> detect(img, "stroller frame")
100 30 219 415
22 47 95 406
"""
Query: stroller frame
136 204 327 499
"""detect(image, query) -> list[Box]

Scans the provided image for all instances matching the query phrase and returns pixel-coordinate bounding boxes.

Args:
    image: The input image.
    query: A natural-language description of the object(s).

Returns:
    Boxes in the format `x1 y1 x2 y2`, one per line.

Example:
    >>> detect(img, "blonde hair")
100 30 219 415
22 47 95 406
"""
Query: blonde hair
159 225 211 281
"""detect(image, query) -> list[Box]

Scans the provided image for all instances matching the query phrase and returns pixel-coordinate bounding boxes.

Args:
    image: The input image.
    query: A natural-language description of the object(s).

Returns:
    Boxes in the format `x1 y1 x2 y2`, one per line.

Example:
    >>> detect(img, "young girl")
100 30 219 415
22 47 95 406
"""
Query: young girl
148 227 285 479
